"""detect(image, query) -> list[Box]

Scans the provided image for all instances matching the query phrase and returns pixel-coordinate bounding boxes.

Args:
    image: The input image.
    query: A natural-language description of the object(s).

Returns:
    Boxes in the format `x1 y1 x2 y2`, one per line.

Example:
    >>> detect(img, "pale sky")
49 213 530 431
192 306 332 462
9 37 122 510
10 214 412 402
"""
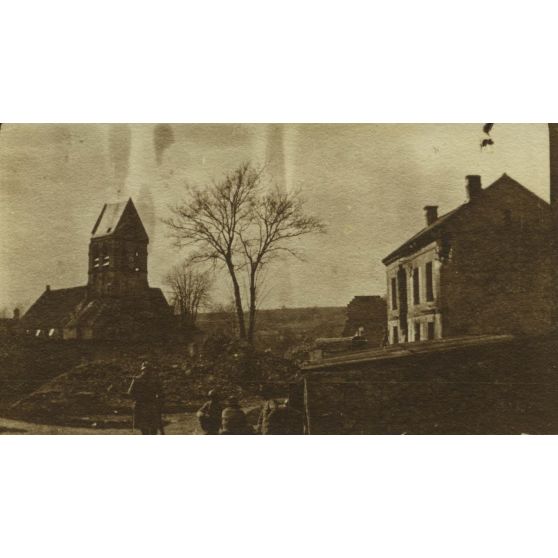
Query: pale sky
0 124 551 311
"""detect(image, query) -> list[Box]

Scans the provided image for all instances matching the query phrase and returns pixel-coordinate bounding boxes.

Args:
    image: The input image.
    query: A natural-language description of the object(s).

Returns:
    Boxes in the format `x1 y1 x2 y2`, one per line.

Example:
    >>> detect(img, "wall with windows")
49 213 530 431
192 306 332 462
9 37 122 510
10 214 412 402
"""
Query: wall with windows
385 242 441 344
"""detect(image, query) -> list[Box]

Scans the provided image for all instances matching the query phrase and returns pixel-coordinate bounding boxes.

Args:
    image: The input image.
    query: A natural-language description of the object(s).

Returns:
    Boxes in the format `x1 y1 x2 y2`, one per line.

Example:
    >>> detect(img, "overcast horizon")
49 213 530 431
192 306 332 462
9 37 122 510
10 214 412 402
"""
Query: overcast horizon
0 124 551 312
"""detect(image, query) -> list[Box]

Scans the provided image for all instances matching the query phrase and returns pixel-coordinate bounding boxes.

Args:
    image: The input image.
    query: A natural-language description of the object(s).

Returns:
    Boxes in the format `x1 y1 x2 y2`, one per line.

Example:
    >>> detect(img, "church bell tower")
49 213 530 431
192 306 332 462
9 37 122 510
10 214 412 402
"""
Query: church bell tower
88 198 149 297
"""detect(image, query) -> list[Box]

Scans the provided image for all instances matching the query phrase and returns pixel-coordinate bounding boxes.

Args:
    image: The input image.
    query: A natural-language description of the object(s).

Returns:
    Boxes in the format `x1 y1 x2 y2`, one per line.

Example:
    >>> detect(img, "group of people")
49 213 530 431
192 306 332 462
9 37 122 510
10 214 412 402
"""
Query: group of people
127 361 304 435
196 385 304 435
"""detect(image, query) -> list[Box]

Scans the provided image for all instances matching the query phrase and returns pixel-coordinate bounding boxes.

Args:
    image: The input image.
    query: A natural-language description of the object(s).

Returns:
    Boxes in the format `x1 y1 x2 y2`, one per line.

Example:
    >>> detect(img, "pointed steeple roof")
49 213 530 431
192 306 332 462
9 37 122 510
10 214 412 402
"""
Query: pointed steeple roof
91 198 148 242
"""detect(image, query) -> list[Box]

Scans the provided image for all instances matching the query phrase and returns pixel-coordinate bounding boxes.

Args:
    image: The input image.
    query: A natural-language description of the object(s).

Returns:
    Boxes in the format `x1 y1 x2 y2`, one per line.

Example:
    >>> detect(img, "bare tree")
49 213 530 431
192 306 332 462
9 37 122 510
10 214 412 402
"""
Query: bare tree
165 162 325 344
238 186 326 342
164 262 212 329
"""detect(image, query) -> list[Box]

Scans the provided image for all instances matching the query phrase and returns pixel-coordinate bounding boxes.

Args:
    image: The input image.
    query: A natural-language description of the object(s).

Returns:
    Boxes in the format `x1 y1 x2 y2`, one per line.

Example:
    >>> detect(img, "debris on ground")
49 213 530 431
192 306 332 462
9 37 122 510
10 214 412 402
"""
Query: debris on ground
7 335 301 425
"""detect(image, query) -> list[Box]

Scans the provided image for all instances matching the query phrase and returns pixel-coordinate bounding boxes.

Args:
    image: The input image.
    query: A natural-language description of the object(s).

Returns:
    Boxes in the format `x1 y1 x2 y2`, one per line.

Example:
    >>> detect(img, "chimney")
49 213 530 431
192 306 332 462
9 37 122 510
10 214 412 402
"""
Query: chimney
424 205 438 226
13 308 20 320
466 175 482 201
46 284 51 292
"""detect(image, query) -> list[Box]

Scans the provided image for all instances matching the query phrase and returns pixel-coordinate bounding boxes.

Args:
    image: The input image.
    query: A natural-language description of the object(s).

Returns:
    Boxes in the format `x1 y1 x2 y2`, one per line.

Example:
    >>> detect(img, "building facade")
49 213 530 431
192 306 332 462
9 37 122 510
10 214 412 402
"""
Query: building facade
382 174 554 344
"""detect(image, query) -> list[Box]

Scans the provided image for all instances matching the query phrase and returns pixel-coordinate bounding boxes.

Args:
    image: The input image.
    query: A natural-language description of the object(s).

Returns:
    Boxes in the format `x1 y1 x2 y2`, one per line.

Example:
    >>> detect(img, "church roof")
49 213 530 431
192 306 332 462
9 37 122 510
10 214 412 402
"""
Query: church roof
64 288 172 331
21 286 88 330
91 198 148 241
22 286 172 336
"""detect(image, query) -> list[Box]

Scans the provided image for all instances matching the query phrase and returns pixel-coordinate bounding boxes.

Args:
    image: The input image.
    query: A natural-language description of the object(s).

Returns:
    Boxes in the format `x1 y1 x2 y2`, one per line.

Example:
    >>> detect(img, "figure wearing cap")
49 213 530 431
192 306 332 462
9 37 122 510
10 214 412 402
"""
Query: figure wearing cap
196 389 223 435
128 361 164 435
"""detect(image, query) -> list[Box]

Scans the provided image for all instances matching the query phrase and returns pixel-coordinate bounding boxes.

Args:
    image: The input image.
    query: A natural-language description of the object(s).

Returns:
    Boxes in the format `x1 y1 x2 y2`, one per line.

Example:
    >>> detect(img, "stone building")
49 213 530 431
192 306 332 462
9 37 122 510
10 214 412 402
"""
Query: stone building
342 295 387 346
382 174 554 344
22 199 173 340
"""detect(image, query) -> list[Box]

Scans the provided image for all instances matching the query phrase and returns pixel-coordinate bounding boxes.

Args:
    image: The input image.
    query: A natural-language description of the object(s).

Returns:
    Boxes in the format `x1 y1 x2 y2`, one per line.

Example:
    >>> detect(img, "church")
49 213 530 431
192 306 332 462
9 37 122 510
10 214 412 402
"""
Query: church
22 199 174 340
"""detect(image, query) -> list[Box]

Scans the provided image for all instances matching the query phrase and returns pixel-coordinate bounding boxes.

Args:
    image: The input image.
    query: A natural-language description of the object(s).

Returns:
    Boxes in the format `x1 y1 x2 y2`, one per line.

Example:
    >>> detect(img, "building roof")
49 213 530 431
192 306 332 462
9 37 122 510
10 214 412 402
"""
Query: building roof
303 334 515 372
382 174 550 266
22 285 171 335
91 198 148 241
21 286 88 330
64 288 172 331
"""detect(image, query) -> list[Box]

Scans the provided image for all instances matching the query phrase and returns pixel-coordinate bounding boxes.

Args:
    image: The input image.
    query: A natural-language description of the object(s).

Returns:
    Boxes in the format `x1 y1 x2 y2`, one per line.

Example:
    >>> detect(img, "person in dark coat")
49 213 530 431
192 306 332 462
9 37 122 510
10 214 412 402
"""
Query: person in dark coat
219 397 253 435
128 361 164 435
196 389 223 435
258 383 305 435
256 385 281 434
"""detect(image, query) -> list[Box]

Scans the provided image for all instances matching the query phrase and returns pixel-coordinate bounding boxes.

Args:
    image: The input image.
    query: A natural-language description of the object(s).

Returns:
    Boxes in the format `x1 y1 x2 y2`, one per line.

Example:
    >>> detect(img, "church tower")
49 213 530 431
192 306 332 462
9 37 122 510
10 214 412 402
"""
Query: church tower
88 199 149 297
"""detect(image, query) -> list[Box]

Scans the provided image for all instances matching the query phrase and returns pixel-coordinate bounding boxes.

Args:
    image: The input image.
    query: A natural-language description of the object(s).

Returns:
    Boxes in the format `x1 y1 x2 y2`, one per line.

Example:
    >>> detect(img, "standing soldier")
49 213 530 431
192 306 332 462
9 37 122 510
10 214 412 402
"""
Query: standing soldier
256 384 280 434
196 389 223 435
219 397 253 435
128 361 164 435
258 383 305 435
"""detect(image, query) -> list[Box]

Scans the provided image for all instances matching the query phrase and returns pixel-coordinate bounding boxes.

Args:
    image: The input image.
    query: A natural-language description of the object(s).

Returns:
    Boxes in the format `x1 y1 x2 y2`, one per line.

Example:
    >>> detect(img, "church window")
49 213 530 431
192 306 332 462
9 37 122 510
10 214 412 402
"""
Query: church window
93 245 100 268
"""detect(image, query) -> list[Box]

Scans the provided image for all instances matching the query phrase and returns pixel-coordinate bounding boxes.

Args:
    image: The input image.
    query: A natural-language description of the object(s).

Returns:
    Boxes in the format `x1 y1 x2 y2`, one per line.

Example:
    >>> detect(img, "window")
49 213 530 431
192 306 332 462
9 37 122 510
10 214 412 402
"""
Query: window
425 262 434 301
414 321 421 342
503 209 512 225
413 268 420 305
93 245 100 268
391 277 397 310
392 326 399 344
427 321 435 340
103 255 110 267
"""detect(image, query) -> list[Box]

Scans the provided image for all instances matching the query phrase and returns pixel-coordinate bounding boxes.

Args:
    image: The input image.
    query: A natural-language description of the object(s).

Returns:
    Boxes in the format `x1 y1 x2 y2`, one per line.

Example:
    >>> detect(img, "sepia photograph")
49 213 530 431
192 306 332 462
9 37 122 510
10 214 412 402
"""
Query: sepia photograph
4 3 558 558
1 123 558 435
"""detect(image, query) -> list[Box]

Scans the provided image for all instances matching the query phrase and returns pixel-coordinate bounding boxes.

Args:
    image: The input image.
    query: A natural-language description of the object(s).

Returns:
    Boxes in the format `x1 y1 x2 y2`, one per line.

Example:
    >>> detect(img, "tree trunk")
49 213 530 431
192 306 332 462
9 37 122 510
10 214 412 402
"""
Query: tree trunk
226 259 247 339
247 272 257 344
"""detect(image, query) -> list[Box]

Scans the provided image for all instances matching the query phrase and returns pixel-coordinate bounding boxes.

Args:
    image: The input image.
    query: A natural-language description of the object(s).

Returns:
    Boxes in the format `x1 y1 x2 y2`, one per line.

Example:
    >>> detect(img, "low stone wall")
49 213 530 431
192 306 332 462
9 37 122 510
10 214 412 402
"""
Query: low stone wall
304 334 558 434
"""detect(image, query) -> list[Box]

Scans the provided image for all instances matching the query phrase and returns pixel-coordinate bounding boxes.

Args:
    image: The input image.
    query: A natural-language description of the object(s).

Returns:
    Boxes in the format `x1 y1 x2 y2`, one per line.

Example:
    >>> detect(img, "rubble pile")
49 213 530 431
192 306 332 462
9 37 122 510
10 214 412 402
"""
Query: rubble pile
8 335 301 426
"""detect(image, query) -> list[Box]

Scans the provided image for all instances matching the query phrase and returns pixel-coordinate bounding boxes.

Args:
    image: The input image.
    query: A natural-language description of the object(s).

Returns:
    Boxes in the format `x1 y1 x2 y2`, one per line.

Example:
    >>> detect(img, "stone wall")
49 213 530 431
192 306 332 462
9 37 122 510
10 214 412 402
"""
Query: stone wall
304 334 558 434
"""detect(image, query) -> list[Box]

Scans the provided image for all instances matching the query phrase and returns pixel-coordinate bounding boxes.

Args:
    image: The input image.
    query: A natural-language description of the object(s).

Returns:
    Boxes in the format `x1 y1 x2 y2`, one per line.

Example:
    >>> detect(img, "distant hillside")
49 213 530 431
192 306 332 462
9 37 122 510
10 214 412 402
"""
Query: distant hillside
197 306 347 354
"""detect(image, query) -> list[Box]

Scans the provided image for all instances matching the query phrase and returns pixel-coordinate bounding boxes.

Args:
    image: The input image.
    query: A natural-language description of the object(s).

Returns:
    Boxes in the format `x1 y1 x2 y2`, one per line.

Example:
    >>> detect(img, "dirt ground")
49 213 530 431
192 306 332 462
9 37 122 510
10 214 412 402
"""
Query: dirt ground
0 412 202 435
